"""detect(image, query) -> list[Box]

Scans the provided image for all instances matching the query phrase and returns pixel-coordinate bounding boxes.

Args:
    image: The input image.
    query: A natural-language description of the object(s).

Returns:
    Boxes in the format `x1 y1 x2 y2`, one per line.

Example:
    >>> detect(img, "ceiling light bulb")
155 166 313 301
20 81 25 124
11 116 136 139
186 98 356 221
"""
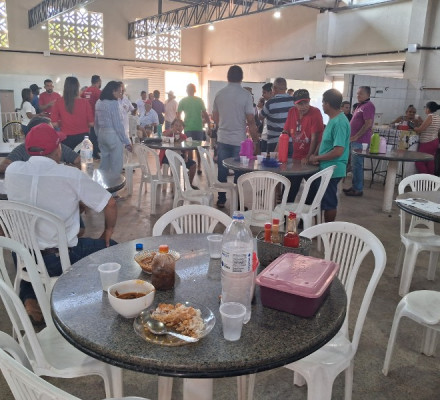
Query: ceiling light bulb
208 24 214 31
41 25 47 30
274 11 281 19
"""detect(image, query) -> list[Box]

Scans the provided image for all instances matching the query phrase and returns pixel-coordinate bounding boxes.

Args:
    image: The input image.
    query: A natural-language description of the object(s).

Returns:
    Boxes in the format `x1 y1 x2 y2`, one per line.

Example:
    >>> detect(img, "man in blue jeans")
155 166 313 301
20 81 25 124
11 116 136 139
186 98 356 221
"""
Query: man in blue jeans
212 65 259 208
5 124 118 324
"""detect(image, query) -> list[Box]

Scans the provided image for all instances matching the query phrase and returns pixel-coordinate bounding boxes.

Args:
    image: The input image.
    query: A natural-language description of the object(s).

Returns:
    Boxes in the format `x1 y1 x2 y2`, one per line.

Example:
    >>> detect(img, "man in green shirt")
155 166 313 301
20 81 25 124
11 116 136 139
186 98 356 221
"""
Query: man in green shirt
177 84 211 174
308 89 350 222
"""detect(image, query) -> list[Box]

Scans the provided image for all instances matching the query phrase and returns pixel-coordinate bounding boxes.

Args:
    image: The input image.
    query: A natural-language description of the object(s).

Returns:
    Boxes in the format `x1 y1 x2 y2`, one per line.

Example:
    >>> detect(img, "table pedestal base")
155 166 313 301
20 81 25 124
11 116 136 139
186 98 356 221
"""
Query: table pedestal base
183 378 213 400
383 160 398 213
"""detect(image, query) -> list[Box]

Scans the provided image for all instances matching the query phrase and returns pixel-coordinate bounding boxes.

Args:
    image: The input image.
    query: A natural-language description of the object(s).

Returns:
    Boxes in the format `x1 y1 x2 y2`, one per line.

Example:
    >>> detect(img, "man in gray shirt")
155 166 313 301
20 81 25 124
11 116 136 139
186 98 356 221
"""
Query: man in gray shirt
212 65 258 208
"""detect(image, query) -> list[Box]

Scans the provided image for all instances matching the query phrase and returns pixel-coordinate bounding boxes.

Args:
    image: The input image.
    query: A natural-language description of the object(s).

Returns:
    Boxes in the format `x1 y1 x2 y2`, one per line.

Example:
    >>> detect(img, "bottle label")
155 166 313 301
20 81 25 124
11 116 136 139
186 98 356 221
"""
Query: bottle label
81 149 93 160
221 250 252 273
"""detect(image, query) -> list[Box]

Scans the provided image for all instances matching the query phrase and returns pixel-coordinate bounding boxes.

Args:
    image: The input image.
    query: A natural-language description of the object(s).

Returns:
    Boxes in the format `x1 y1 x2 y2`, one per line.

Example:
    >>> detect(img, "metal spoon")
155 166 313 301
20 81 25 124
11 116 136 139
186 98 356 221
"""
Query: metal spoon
145 317 199 343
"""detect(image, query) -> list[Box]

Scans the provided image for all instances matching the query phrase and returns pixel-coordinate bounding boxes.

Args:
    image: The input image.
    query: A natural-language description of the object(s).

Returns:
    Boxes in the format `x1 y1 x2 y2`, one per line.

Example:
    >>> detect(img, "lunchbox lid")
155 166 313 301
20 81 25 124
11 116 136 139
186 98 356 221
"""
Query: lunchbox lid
256 253 340 298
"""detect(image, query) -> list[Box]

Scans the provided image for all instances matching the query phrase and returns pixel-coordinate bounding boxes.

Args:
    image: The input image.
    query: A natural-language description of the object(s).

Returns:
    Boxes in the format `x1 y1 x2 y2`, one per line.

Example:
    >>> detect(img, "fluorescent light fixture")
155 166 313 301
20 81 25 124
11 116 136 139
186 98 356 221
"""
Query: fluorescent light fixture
273 10 281 19
208 24 214 31
41 25 47 30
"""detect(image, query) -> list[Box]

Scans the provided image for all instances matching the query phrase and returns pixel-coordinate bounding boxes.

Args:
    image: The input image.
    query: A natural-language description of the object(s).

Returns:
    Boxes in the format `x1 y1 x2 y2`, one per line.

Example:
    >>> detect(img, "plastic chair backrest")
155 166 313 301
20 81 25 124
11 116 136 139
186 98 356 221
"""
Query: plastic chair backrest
165 150 192 193
237 171 291 219
197 146 218 187
152 205 232 236
134 144 163 181
294 165 336 215
0 201 71 293
0 347 80 400
0 331 32 370
301 222 386 352
398 174 440 233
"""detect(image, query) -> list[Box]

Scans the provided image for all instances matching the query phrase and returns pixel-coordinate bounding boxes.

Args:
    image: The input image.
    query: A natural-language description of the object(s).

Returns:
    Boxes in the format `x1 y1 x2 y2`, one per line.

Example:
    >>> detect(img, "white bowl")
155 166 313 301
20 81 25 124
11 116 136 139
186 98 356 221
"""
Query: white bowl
108 280 155 318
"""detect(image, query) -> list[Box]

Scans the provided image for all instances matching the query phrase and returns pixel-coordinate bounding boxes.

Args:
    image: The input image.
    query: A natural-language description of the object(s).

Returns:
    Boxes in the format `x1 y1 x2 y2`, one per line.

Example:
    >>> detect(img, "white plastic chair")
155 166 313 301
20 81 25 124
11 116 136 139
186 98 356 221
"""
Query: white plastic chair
274 165 335 250
0 237 123 398
245 222 386 400
383 290 440 376
237 171 290 227
394 174 440 296
165 149 213 208
123 147 141 196
0 201 71 296
152 204 232 236
133 144 174 213
198 146 237 216
0 345 149 400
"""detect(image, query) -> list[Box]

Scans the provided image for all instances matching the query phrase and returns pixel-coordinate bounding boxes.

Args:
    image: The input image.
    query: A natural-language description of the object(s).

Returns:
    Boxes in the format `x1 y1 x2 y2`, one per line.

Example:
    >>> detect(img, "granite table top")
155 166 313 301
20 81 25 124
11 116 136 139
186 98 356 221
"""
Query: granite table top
223 157 319 177
396 191 440 223
51 234 347 378
353 148 433 162
144 140 209 151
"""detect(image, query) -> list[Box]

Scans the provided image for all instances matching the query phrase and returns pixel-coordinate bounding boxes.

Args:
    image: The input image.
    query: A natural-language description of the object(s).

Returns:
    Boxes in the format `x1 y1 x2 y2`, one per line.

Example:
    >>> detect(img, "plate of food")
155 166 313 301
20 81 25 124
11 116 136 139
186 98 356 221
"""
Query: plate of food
134 249 181 274
133 301 216 346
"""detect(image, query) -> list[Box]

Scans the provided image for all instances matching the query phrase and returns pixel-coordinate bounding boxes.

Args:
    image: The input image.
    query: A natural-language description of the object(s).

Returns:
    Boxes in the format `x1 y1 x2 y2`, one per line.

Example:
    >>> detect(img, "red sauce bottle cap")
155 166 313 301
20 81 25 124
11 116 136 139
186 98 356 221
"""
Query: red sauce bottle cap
265 223 272 229
158 245 169 253
272 218 280 224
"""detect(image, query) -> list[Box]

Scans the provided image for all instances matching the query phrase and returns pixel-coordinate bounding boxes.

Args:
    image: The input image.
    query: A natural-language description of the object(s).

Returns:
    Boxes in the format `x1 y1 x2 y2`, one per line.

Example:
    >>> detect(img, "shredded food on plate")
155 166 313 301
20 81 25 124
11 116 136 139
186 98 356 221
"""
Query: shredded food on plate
151 303 204 338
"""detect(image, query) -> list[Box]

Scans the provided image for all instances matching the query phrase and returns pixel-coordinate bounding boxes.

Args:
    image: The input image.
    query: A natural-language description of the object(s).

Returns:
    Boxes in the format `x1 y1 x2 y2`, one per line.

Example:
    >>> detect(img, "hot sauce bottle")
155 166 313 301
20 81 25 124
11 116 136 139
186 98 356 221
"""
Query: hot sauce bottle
264 223 272 242
283 212 299 248
271 218 281 244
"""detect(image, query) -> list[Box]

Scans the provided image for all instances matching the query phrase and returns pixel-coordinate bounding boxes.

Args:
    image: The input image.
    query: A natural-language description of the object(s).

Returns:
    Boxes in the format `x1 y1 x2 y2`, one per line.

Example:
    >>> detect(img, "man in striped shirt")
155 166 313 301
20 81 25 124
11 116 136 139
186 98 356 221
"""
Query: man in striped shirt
260 77 294 153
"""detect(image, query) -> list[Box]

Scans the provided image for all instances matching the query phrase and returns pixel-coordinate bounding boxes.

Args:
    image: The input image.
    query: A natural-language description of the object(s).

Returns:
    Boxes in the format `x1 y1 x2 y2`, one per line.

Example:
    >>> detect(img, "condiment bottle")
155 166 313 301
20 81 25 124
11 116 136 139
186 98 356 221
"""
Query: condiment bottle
369 131 380 154
283 212 300 248
278 132 289 163
271 218 281 244
151 244 175 290
264 223 272 243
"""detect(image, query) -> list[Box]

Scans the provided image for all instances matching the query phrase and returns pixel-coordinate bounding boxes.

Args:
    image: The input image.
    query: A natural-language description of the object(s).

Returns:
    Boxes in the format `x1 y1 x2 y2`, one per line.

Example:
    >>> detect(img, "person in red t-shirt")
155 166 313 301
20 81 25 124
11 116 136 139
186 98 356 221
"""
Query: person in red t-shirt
38 79 61 117
283 89 324 202
51 77 94 150
81 75 102 158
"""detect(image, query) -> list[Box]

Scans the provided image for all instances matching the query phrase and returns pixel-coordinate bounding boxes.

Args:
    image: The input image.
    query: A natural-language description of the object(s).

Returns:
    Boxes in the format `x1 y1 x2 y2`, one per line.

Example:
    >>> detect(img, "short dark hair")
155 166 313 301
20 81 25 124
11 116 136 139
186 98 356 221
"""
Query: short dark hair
323 89 343 110
141 91 146 95
341 101 350 107
100 81 121 101
132 102 137 109
153 90 160 98
171 118 185 128
262 83 273 92
44 79 53 85
359 86 371 96
27 116 51 131
91 75 101 84
227 65 243 83
426 101 440 113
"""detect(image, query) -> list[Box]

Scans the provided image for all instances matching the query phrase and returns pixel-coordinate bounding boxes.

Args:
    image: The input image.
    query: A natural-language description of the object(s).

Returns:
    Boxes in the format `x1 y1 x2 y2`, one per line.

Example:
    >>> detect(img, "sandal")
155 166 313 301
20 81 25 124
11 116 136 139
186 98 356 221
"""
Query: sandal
24 298 45 326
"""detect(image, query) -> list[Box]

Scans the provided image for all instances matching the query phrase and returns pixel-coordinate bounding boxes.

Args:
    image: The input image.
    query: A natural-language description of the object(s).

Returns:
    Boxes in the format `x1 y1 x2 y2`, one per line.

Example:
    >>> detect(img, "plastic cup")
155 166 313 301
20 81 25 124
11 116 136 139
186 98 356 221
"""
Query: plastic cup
219 302 246 341
8 138 15 144
240 156 248 165
387 144 393 152
257 155 264 162
242 158 249 167
207 234 222 258
169 137 175 145
260 152 267 158
98 263 121 292
362 143 368 152
270 152 278 159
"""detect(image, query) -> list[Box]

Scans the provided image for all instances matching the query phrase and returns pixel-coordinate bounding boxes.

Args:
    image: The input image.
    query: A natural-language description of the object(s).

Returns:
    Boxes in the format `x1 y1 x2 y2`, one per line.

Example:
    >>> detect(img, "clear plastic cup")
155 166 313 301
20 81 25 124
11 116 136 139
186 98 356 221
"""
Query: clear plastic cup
362 143 368 152
242 158 249 167
207 234 222 258
387 144 393 152
98 263 121 292
256 155 264 163
219 302 246 341
240 156 248 165
270 152 278 159
169 137 175 145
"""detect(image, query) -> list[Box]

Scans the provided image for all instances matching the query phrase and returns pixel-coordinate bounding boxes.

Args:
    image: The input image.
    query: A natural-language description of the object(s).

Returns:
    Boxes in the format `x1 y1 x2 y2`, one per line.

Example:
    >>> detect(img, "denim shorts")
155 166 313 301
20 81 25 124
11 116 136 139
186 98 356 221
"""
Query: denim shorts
321 177 342 210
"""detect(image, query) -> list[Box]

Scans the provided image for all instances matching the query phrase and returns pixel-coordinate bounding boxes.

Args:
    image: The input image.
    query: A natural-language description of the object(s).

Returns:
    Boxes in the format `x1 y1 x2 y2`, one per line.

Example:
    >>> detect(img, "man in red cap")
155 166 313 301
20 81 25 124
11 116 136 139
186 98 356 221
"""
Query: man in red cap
5 124 117 324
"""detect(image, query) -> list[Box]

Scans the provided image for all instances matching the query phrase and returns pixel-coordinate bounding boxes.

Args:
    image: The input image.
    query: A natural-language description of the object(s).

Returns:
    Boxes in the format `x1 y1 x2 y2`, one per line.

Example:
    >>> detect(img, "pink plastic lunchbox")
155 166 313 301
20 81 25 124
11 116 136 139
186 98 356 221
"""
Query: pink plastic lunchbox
256 253 340 317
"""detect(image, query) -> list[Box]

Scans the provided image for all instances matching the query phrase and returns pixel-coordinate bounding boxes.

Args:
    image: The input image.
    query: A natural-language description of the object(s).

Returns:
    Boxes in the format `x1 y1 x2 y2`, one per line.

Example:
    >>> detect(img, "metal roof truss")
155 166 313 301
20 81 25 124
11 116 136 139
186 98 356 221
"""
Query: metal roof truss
128 0 315 39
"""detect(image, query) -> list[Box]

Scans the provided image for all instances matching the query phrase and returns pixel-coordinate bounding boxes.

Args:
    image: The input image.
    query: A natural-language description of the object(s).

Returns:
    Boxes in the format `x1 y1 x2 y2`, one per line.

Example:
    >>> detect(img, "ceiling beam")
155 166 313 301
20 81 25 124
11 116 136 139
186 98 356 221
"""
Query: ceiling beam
128 0 316 39
28 0 94 29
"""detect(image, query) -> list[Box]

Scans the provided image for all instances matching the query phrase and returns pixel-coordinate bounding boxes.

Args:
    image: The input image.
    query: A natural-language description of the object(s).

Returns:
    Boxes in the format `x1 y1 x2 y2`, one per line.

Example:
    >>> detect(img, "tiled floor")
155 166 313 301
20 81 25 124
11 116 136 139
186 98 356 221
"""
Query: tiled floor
1 159 440 399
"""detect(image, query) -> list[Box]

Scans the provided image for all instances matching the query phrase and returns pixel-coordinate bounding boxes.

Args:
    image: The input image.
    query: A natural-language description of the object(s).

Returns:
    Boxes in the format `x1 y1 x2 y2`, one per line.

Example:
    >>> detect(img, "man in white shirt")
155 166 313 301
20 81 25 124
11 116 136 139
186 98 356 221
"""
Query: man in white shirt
5 123 117 323
139 100 159 129
164 91 178 130
118 82 135 140
136 91 148 118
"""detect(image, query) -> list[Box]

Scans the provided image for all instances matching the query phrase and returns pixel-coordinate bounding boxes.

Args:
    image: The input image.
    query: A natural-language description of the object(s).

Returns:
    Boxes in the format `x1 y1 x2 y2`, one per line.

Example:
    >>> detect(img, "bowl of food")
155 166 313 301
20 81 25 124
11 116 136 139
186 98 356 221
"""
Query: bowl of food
108 280 155 318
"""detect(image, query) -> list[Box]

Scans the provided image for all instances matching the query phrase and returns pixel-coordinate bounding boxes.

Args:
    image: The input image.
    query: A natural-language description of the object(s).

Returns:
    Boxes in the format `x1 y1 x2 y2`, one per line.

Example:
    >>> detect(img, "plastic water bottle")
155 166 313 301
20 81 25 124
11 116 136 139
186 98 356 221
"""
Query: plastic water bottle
221 211 254 323
80 136 94 176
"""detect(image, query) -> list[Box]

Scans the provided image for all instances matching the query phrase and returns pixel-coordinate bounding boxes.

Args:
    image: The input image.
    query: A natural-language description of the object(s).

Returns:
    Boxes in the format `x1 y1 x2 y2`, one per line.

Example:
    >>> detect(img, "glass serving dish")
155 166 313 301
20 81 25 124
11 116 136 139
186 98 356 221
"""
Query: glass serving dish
133 301 216 346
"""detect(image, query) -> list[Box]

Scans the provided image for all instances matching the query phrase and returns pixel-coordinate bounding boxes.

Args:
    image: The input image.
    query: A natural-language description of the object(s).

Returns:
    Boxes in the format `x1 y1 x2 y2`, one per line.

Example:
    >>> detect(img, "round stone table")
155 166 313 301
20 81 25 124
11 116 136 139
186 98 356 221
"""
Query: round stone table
223 157 319 177
396 191 440 223
51 234 346 399
353 149 433 213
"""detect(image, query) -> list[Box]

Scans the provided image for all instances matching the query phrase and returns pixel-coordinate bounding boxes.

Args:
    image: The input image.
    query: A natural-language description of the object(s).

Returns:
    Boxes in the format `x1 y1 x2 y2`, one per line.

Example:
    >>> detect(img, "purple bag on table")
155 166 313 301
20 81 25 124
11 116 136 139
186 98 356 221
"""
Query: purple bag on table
239 138 256 160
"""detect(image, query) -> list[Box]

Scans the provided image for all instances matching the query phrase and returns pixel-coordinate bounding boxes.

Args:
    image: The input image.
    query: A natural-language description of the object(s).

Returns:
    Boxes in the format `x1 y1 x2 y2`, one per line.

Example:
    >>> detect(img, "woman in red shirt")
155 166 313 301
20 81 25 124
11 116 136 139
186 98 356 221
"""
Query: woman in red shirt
51 77 94 150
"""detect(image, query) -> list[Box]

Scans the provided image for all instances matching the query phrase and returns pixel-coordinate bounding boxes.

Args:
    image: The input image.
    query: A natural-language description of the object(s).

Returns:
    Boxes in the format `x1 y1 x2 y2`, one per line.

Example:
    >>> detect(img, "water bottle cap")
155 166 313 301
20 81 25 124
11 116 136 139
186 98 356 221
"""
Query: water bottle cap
232 212 244 220
135 243 143 250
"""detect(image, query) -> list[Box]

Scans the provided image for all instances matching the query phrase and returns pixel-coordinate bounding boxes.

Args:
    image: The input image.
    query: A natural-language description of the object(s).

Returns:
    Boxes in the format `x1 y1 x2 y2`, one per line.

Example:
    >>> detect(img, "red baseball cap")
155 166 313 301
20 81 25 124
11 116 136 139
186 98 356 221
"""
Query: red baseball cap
25 124 66 156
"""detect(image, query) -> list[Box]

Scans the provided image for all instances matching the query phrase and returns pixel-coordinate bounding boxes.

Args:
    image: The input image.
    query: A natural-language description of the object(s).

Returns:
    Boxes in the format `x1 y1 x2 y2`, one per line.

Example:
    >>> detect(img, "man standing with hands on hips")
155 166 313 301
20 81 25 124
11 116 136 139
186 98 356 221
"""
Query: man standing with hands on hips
308 89 350 222
343 86 375 197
